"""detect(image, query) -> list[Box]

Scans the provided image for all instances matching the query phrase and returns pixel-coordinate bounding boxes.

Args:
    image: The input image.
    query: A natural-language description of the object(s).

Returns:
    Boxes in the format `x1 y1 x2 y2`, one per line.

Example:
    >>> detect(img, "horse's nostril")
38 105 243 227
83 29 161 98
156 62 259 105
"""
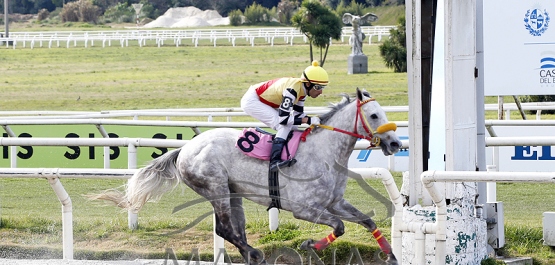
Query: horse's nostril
391 141 399 148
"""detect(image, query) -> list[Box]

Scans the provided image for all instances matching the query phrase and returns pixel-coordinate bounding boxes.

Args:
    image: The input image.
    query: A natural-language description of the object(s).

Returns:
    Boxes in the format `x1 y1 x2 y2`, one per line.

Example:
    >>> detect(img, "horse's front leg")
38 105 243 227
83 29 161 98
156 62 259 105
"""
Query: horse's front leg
290 205 345 251
328 199 398 265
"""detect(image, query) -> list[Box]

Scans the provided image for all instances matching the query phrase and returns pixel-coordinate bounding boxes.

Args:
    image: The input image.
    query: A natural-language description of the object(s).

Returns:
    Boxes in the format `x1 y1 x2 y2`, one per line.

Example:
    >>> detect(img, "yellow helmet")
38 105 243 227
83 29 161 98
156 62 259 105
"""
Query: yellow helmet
301 60 329 85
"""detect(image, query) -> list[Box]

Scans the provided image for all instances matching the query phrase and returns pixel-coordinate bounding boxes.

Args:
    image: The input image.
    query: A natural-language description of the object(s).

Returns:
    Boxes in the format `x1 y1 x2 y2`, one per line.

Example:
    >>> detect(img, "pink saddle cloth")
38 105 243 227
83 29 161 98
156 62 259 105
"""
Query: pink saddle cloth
235 128 302 161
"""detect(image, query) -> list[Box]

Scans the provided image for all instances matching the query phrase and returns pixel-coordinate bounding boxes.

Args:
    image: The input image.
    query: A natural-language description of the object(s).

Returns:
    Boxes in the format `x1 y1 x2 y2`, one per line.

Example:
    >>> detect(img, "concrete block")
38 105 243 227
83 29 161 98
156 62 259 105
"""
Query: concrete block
544 212 555 246
498 257 533 265
486 202 505 249
347 54 368 74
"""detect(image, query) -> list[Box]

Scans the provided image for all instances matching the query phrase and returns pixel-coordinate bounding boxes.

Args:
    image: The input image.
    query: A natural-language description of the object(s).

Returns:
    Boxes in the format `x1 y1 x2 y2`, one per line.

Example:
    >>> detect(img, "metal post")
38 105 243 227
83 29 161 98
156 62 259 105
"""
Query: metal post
3 0 8 38
127 143 138 230
48 177 73 260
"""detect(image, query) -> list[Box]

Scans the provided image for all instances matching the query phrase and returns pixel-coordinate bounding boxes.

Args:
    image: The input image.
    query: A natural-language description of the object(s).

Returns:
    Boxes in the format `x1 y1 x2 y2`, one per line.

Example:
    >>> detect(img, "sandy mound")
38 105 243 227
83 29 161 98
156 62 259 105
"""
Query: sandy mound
143 6 230 28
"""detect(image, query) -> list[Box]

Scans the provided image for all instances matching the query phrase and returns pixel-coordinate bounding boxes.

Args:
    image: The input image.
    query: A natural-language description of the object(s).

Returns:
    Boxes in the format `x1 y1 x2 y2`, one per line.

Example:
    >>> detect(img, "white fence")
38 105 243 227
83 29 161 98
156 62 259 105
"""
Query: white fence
1 106 554 262
1 101 553 120
0 26 395 49
1 134 554 261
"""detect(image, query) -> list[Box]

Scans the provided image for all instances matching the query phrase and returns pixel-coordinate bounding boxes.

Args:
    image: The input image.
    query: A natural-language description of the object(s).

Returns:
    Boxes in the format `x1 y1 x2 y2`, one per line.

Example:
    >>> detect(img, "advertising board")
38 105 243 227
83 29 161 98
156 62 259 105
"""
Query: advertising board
483 0 555 96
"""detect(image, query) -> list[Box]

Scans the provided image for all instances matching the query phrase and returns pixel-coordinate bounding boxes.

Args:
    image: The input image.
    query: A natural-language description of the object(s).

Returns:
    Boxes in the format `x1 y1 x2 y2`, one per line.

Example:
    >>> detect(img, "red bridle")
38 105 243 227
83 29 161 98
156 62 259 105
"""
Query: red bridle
300 98 397 148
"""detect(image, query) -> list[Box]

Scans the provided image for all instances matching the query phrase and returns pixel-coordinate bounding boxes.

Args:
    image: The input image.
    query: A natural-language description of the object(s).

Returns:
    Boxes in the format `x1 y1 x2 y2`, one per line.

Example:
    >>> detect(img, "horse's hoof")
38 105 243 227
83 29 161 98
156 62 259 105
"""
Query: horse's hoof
300 239 314 251
386 253 398 265
246 249 265 265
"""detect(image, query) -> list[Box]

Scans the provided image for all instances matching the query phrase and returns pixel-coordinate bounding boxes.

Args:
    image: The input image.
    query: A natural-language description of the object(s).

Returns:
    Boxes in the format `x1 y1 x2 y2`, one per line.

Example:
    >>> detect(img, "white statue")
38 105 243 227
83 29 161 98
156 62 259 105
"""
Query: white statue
342 13 378 55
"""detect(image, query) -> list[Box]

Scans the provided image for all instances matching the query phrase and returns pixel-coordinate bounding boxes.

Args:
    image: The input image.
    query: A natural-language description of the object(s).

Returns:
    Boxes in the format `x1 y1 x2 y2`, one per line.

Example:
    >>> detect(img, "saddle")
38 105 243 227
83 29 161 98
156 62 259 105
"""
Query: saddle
235 127 303 161
236 127 303 210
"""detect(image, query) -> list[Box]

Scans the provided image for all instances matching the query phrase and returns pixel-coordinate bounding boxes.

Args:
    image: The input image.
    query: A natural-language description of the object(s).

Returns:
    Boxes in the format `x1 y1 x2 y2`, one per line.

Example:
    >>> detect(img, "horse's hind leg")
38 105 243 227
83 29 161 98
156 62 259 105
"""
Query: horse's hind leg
328 199 398 265
229 193 247 242
290 205 346 251
211 196 265 265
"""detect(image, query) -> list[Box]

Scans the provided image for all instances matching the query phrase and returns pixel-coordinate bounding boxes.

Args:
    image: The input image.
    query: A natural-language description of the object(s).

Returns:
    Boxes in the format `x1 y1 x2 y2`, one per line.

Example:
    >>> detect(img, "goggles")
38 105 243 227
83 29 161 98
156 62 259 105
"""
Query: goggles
312 84 326 91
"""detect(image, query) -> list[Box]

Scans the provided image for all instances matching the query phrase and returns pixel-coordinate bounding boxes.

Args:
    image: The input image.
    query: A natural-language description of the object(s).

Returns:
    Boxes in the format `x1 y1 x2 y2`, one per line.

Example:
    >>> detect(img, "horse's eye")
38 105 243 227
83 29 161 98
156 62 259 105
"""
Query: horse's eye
371 114 378 119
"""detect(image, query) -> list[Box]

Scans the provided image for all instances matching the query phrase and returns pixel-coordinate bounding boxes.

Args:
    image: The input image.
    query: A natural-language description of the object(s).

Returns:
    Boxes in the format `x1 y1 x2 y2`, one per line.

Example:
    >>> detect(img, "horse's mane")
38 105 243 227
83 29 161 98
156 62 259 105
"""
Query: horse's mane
318 93 354 124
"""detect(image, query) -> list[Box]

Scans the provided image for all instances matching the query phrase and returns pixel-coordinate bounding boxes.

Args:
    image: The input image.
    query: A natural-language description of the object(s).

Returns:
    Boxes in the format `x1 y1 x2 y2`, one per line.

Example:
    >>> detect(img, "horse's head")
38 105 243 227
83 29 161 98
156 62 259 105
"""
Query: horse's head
355 88 402 156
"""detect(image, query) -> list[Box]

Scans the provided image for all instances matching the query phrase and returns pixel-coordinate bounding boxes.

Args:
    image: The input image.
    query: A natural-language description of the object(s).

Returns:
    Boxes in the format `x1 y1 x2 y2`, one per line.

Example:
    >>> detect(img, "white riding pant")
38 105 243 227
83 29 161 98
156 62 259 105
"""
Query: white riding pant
241 86 292 140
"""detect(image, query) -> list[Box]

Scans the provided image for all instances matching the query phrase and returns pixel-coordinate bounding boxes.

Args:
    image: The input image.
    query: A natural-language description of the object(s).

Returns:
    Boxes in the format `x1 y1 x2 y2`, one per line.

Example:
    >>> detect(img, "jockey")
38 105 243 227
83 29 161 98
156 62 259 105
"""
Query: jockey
241 60 328 171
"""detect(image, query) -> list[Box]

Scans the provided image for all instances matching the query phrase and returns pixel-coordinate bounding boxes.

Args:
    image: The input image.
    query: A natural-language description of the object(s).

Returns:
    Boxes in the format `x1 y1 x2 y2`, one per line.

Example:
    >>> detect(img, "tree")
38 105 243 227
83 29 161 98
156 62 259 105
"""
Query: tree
277 0 297 25
291 0 342 66
211 0 251 16
379 16 406 72
254 0 279 9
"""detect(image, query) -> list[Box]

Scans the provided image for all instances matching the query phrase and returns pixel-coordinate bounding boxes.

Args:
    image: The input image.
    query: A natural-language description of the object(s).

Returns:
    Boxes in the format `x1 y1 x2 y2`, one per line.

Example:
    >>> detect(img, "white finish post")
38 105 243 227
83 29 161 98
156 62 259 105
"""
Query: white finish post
48 177 73 260
443 0 486 263
475 0 488 221
406 0 423 207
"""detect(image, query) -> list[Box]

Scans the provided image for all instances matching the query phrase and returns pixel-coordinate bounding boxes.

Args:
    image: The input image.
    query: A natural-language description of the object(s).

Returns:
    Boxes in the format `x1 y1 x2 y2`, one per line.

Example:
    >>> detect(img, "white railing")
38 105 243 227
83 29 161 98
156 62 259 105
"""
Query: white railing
0 128 410 169
1 133 554 262
1 107 554 262
405 170 555 265
0 168 136 260
0 26 394 49
1 102 553 121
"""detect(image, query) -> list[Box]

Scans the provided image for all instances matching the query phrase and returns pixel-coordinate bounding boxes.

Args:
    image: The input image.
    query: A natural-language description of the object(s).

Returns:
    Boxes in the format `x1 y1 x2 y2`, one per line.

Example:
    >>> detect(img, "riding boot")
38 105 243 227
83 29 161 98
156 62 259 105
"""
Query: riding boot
269 137 296 172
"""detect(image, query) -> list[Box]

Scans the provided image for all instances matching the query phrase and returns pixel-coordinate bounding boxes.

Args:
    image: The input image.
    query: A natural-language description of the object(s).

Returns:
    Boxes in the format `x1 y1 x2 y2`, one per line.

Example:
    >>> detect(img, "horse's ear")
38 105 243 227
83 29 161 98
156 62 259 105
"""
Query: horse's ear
356 88 371 100
356 87 363 101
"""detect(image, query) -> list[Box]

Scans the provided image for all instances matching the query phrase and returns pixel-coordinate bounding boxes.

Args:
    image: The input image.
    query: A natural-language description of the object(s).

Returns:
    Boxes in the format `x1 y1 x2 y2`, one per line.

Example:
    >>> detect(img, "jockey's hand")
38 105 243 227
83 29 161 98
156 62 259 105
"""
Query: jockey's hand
309 116 320 126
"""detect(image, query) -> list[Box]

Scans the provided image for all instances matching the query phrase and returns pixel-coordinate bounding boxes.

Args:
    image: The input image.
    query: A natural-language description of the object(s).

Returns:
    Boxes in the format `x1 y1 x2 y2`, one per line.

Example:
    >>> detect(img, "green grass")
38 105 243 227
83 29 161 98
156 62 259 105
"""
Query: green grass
368 4 406 25
0 176 400 263
0 40 414 123
1 23 555 264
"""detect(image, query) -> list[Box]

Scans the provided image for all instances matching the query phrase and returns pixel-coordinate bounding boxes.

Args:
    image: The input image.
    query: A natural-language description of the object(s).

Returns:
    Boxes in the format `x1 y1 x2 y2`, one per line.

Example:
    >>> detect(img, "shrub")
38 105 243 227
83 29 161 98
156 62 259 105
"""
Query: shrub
49 7 62 19
336 0 368 19
379 16 407 72
37 9 50 21
60 2 80 22
60 0 98 23
79 0 99 23
277 0 297 25
139 2 157 20
228 9 243 26
244 2 271 24
103 3 134 24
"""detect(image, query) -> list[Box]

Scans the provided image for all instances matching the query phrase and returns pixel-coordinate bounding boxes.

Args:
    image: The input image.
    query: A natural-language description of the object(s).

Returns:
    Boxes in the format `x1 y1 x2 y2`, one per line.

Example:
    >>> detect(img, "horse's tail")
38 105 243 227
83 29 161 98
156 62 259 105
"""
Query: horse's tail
89 148 182 213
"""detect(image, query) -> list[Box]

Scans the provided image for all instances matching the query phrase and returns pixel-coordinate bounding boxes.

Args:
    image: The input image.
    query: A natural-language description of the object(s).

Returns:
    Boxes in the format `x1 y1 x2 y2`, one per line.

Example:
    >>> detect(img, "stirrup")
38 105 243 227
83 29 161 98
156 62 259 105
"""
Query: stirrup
270 158 297 171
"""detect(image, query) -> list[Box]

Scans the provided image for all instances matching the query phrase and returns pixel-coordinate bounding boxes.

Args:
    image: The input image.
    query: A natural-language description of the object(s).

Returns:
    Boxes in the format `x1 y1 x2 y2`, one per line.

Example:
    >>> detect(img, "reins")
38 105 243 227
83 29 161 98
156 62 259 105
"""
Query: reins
300 98 397 148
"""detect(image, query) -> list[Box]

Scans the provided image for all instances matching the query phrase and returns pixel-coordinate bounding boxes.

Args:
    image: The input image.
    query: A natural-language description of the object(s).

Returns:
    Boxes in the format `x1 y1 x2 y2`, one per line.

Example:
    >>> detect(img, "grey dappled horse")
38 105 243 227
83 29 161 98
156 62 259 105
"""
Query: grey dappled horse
94 88 402 264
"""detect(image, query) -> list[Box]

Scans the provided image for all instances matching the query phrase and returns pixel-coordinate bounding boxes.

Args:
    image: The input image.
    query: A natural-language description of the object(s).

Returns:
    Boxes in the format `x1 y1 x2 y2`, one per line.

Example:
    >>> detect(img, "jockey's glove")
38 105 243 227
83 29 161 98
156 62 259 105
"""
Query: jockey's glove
308 116 320 126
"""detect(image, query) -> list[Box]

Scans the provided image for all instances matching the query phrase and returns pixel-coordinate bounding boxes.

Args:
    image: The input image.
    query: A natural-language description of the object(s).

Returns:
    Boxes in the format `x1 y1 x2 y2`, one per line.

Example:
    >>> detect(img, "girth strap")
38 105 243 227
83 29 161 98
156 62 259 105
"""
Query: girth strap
267 169 281 210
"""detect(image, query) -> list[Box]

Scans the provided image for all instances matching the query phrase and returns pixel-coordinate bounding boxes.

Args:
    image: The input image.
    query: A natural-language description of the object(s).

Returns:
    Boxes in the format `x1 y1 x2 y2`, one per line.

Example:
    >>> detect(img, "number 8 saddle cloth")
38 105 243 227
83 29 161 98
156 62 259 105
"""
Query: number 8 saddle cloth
235 127 303 161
